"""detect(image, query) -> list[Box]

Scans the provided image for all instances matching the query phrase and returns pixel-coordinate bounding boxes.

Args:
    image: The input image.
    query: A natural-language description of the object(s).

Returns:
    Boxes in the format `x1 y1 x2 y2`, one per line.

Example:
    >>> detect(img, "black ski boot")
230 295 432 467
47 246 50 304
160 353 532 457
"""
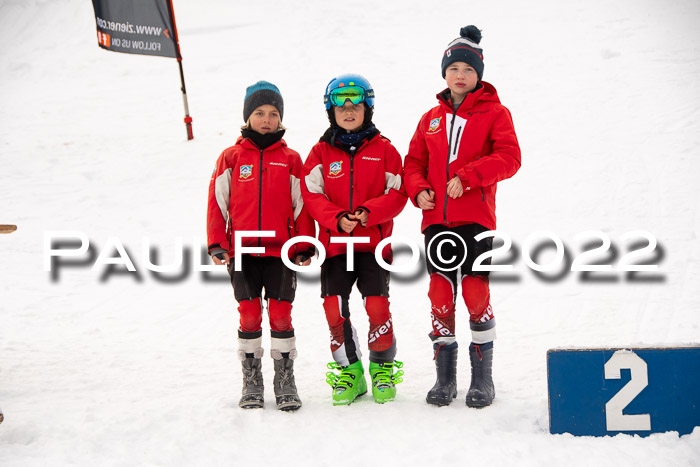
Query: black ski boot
239 350 265 409
466 342 495 408
426 341 458 406
272 350 302 411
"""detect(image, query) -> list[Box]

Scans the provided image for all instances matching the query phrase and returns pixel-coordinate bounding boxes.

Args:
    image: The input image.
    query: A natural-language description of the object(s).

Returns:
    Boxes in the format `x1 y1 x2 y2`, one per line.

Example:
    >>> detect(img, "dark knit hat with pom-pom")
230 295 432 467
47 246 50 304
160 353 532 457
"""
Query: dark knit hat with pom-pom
441 25 484 79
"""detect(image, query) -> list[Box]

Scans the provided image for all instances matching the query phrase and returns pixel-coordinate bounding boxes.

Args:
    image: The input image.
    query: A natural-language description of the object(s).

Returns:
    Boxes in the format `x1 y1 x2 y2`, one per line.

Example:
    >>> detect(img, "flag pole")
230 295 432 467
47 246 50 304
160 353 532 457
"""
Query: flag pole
178 58 193 140
168 0 193 140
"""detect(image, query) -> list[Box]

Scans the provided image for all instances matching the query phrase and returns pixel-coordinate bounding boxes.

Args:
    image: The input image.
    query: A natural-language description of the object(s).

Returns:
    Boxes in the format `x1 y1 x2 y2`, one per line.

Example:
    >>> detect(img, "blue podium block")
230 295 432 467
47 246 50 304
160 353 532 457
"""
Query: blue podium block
547 346 700 436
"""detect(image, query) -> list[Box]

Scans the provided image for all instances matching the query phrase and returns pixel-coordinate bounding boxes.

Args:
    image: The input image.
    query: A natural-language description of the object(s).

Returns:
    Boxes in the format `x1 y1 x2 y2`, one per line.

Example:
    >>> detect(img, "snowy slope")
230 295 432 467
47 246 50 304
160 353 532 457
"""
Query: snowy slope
1 0 699 465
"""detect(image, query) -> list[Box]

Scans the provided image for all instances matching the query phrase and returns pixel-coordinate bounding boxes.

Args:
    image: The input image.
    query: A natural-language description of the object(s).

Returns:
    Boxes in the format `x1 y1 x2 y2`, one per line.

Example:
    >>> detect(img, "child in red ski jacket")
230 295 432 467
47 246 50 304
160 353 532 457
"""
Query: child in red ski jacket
206 81 315 411
403 26 521 408
301 73 407 405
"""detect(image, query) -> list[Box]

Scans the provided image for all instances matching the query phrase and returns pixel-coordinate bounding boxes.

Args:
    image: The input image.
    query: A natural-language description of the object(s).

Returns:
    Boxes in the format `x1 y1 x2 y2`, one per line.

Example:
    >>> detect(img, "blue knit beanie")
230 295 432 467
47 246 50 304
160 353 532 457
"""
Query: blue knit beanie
243 81 284 122
441 25 484 80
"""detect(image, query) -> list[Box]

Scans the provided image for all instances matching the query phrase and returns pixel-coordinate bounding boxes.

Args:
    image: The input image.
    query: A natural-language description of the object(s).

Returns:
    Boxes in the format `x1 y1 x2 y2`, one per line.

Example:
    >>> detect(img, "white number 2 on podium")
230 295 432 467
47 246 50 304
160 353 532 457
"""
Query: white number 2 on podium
604 350 651 431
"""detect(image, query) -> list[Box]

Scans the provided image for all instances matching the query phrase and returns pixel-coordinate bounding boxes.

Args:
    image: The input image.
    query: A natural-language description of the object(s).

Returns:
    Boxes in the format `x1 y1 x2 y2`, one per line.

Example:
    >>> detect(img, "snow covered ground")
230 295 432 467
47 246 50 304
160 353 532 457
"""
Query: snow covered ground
1 0 699 465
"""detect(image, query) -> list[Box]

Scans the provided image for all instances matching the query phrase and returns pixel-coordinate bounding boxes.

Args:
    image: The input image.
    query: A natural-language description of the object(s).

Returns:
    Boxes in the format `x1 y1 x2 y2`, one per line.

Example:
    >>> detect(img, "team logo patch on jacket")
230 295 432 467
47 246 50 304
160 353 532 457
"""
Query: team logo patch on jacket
239 164 253 179
428 117 442 134
329 161 342 176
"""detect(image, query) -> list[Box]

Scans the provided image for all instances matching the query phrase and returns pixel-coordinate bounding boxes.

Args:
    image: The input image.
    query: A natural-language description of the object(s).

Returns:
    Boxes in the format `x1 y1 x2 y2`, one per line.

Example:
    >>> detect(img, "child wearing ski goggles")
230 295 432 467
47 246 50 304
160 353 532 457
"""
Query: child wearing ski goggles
324 85 375 108
301 73 408 406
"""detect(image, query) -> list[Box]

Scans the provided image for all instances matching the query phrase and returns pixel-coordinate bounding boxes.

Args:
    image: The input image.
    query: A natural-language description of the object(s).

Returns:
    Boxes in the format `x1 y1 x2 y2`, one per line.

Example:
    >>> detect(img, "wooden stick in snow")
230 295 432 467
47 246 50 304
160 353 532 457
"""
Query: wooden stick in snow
0 224 17 234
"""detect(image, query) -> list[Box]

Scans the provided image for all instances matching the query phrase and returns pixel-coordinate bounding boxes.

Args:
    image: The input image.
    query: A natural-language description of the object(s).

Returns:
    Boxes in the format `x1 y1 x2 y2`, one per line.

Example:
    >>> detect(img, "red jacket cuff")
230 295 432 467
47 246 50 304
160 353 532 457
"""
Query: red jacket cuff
457 167 480 189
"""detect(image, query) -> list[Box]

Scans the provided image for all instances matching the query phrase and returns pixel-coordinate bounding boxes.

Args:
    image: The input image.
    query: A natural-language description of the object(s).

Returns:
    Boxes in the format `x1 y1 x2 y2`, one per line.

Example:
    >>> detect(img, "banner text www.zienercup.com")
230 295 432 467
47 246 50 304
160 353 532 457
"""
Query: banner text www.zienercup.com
95 17 163 36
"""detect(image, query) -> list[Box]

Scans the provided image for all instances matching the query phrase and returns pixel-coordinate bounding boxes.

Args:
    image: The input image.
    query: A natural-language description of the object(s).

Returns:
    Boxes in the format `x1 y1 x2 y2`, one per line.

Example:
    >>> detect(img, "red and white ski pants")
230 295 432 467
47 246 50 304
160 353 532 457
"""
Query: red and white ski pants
428 272 495 344
323 295 395 366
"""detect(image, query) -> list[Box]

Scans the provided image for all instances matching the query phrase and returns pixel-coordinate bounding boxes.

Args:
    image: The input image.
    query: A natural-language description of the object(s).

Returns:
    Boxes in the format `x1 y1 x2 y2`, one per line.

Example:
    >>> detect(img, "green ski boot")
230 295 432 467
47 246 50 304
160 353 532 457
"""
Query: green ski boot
325 360 367 406
369 361 404 403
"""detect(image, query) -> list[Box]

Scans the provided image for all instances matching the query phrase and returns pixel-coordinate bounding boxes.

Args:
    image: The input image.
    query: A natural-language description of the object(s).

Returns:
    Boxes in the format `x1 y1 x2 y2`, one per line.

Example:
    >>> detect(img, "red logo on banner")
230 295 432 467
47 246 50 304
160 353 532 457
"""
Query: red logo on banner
97 31 111 47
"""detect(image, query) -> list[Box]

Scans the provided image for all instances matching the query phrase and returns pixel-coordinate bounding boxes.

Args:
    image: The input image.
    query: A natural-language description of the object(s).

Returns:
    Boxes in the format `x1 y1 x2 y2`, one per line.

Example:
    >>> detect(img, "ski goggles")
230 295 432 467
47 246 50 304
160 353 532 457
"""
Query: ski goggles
325 85 374 107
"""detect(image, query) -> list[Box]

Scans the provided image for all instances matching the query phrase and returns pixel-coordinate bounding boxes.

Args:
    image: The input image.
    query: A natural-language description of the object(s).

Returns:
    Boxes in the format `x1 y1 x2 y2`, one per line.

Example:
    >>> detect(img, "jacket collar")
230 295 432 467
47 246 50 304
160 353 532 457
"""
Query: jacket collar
320 125 380 156
437 81 500 114
237 131 286 151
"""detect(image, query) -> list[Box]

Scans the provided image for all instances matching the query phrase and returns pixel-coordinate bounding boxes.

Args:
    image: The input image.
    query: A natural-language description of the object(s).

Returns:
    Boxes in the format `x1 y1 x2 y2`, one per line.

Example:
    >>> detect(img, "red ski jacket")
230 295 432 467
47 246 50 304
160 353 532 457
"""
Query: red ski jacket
301 132 407 260
403 81 521 232
207 136 315 258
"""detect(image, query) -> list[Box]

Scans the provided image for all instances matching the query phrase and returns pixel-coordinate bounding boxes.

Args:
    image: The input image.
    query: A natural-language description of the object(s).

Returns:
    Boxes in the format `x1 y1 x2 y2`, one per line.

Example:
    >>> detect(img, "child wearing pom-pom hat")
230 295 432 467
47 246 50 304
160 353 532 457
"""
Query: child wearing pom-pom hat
403 25 522 408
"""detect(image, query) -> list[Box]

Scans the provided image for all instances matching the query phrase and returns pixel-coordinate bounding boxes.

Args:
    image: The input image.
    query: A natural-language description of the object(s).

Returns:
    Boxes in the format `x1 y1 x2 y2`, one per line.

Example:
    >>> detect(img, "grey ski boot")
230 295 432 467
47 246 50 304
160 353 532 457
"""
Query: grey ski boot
426 340 458 406
465 342 495 407
271 350 302 411
239 348 265 409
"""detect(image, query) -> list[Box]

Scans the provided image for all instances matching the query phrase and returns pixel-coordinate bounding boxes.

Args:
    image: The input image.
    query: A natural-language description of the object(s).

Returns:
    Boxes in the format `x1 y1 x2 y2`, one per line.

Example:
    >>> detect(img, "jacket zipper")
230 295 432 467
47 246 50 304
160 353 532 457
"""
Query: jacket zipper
257 148 264 255
444 111 458 224
453 127 462 156
349 153 355 237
